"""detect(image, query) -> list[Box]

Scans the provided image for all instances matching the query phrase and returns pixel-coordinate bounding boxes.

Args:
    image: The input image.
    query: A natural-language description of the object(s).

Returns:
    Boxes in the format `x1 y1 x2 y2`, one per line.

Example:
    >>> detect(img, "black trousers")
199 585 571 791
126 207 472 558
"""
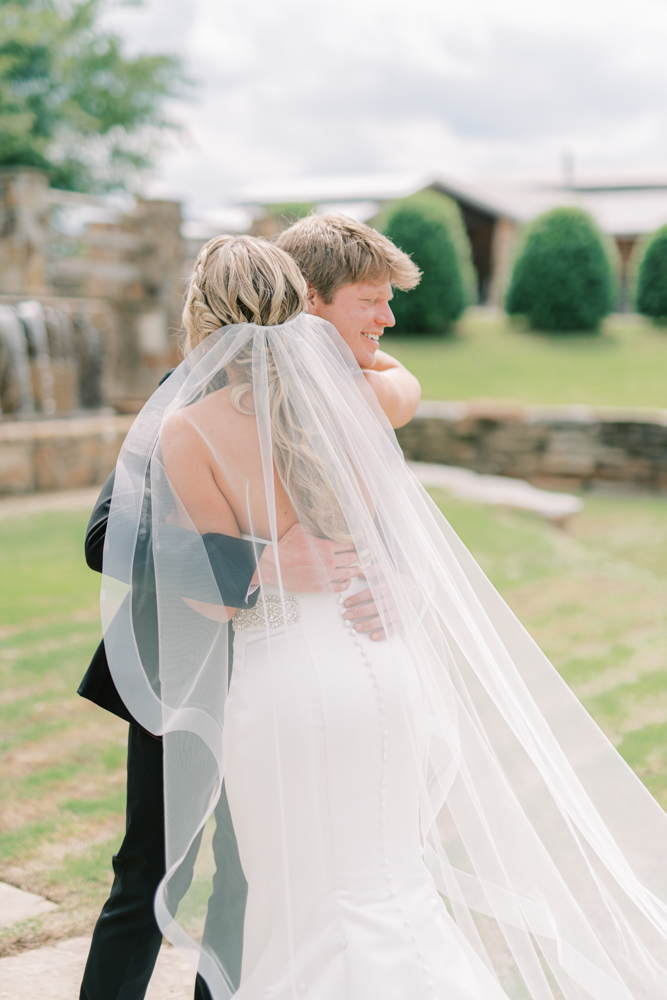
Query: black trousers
80 725 246 1000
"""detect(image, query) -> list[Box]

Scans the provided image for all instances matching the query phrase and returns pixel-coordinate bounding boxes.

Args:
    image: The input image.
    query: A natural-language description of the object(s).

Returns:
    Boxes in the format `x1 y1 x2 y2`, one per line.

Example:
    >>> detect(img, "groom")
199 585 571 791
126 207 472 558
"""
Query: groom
79 212 420 1000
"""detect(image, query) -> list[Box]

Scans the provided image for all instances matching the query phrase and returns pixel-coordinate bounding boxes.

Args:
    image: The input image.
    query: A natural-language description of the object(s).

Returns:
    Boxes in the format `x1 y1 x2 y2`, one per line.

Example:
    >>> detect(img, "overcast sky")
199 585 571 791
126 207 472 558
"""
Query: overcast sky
105 0 667 213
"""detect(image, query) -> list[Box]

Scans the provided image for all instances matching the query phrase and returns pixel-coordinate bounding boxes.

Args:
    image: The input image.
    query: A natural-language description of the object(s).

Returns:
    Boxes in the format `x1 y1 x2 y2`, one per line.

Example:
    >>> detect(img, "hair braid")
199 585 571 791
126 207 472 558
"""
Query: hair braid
183 256 226 351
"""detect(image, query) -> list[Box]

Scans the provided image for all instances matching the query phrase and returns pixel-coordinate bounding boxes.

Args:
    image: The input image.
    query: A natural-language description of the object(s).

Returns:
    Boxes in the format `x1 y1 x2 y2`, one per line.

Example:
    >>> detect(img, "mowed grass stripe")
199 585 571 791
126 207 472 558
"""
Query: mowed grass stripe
436 492 667 808
386 313 667 408
0 509 127 956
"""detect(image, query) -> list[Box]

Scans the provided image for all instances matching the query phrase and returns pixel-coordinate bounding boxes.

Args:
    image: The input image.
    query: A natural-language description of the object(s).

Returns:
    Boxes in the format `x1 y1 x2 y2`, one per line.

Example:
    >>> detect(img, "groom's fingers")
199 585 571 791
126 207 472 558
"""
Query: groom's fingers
329 571 363 592
322 541 357 568
342 586 376 610
333 549 359 566
355 617 391 640
351 612 391 640
344 600 391 623
334 556 361 571
341 587 395 640
329 547 362 586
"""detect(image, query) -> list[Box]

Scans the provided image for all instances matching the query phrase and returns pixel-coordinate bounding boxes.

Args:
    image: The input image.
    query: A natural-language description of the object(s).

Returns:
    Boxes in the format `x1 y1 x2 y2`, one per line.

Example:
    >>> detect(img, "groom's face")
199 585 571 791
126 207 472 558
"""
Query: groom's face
307 280 395 369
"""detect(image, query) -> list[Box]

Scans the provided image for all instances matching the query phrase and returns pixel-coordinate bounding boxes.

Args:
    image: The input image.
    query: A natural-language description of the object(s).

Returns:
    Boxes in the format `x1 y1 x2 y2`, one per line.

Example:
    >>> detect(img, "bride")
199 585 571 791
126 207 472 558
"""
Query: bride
102 233 667 1000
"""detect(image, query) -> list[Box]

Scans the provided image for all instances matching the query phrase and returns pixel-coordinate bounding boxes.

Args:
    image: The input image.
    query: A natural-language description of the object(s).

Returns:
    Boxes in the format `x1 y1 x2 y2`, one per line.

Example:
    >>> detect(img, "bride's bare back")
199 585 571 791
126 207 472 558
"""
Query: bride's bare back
161 386 299 542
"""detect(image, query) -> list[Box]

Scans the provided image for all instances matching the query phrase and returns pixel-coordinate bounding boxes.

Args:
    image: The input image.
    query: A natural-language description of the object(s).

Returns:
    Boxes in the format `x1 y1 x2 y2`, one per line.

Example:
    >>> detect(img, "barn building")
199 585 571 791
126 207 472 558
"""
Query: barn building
232 172 667 306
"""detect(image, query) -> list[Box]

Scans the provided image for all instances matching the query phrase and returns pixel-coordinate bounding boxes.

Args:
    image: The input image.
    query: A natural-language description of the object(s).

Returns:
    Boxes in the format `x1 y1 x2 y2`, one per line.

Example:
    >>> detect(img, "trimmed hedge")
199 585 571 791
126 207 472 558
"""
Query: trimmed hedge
506 207 615 332
380 191 476 334
635 225 667 325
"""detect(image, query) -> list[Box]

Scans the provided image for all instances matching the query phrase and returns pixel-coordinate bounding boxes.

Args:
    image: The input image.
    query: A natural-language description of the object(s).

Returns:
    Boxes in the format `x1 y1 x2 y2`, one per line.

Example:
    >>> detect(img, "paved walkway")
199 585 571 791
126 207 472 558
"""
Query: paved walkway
0 486 100 520
0 883 194 998
409 462 583 523
0 937 195 999
0 468 582 526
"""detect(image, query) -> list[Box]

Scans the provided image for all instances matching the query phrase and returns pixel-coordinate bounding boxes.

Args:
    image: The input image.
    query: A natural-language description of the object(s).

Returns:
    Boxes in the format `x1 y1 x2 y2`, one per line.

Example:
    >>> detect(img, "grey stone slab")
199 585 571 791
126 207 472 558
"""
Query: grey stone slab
410 462 583 522
0 882 57 929
0 485 101 520
0 937 196 1000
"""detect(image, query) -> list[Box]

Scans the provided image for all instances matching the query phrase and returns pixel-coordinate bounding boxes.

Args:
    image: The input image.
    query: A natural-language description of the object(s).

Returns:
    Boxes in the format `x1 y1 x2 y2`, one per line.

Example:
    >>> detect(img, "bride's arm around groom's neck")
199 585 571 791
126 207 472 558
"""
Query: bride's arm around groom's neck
360 348 421 429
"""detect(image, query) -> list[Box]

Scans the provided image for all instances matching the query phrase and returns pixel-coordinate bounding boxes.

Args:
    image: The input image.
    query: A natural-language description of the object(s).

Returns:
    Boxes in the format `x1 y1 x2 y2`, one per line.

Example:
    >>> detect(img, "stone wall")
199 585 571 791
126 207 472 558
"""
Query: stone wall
396 401 667 491
4 401 667 497
0 413 134 494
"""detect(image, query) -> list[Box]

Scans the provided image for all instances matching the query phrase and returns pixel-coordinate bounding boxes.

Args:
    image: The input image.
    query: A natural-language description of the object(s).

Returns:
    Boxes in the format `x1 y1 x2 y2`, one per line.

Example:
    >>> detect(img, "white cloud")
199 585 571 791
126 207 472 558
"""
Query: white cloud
103 0 667 211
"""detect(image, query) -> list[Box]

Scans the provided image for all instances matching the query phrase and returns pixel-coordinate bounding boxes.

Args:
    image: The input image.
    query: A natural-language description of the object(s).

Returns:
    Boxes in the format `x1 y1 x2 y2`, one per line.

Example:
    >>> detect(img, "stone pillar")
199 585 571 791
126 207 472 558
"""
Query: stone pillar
133 198 185 366
111 198 184 407
0 168 50 295
47 194 185 410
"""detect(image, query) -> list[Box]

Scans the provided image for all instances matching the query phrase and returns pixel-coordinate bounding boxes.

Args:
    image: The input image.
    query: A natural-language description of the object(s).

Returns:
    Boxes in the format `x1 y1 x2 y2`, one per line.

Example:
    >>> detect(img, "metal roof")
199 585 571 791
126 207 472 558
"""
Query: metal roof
233 172 667 236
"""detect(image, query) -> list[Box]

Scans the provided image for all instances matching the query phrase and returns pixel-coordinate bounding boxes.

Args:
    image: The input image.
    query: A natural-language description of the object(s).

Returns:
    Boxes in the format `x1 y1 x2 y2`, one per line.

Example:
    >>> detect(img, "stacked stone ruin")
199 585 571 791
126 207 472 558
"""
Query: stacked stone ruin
0 167 185 420
0 167 186 493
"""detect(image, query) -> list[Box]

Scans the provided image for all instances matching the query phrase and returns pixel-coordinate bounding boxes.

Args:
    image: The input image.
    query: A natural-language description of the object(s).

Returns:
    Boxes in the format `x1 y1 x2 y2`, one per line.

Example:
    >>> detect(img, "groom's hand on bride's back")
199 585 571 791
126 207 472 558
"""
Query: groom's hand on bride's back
253 523 360 593
252 526 364 592
252 525 389 640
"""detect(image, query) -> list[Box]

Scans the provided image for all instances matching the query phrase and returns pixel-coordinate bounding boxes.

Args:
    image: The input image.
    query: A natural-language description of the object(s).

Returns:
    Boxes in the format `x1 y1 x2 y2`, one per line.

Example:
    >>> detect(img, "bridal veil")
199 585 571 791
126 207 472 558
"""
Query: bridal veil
101 313 667 999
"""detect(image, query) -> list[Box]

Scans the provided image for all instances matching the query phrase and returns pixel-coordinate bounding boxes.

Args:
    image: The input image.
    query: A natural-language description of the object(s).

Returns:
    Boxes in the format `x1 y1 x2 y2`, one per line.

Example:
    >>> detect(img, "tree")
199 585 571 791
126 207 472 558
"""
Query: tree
635 225 667 325
380 191 475 335
506 207 615 333
0 0 184 192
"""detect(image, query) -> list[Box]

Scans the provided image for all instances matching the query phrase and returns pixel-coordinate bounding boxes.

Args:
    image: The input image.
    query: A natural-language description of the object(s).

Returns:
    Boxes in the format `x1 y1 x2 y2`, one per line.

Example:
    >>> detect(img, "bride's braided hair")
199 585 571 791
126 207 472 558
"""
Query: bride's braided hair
182 235 350 541
183 235 305 349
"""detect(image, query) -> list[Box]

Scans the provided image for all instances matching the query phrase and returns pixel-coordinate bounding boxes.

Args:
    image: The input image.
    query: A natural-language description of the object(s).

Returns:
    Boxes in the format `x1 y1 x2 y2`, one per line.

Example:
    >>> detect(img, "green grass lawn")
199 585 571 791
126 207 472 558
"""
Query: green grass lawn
1 496 666 955
436 492 667 808
0 510 126 956
386 312 667 408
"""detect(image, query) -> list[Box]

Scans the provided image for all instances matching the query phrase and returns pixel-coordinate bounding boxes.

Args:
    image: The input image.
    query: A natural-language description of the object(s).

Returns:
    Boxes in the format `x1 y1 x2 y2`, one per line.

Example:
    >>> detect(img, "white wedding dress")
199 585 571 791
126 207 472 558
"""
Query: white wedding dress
224 578 501 1000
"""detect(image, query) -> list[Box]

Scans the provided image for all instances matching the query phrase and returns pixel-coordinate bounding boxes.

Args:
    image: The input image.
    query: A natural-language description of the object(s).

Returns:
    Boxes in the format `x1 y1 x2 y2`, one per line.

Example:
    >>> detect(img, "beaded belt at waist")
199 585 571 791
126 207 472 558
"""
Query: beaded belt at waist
232 594 301 631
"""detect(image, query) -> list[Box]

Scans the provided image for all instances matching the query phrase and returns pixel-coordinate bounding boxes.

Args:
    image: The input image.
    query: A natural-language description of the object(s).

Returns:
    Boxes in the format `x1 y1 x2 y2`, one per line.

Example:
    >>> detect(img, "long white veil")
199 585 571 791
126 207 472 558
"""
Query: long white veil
102 313 667 999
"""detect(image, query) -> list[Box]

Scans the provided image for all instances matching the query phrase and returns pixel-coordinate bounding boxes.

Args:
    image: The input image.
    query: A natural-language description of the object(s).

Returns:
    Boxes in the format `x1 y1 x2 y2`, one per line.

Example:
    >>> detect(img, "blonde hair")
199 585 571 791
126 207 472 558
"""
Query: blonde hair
183 234 306 353
275 212 421 303
182 234 349 540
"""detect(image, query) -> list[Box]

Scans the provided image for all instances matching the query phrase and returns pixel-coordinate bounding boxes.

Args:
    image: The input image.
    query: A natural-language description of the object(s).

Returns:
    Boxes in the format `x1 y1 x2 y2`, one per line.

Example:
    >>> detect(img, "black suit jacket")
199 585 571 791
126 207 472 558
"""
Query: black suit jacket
78 372 263 728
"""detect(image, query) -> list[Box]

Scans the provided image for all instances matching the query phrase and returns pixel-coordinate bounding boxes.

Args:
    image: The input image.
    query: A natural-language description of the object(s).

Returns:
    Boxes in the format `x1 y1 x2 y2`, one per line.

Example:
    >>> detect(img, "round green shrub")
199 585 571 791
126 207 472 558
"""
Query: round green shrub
635 225 667 324
506 207 615 332
380 191 475 334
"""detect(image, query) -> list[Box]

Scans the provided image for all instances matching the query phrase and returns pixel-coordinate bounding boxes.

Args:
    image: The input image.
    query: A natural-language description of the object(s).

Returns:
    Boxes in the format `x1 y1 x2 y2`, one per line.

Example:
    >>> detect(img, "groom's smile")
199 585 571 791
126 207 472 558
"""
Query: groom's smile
307 279 395 369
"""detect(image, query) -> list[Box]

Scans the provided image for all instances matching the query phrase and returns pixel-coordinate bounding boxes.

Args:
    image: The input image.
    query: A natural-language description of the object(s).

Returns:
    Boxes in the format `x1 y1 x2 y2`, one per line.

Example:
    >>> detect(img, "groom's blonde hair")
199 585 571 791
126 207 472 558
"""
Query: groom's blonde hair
275 212 421 303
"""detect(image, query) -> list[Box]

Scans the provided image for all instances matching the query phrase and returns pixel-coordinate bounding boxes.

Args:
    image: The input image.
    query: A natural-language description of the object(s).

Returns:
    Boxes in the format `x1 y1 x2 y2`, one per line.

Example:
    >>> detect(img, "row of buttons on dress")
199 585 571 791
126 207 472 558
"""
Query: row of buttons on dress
337 595 440 999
